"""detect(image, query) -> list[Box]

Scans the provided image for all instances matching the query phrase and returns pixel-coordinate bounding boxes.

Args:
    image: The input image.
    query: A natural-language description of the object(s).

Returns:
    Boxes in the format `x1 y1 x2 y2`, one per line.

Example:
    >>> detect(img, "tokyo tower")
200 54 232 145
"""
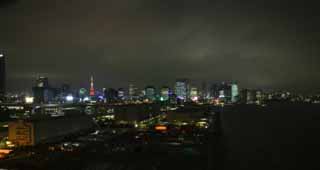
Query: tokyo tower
89 76 95 96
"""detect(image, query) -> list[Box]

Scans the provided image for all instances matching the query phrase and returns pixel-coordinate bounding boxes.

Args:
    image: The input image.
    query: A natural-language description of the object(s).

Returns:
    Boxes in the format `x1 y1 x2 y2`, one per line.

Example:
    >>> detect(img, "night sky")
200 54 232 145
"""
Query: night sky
1 0 319 93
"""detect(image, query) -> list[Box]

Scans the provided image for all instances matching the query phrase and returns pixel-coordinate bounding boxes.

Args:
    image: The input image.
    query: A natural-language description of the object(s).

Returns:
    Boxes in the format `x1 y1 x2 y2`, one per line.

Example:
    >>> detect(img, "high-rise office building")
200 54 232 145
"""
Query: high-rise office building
129 84 138 100
190 87 199 101
175 79 189 102
60 84 71 98
0 53 5 97
129 84 134 98
145 86 156 101
221 82 232 102
256 90 264 104
231 83 239 103
104 88 118 103
36 77 49 88
160 86 170 101
140 89 146 98
201 81 209 100
118 88 125 100
240 89 257 104
33 77 55 103
210 83 221 99
211 82 233 103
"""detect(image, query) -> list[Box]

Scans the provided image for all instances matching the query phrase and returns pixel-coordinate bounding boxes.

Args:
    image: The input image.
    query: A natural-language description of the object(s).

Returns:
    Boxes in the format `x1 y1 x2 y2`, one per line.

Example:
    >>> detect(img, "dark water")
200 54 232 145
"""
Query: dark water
221 103 320 170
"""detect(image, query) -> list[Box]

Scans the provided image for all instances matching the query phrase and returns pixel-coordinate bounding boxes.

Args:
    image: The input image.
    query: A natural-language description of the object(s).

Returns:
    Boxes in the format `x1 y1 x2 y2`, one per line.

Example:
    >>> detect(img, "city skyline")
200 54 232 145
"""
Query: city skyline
1 1 320 170
2 73 319 95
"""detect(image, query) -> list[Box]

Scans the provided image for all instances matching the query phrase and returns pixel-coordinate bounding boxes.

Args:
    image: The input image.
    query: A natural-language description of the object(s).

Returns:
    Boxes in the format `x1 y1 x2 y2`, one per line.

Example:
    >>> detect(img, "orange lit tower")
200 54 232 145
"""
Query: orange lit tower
89 76 95 96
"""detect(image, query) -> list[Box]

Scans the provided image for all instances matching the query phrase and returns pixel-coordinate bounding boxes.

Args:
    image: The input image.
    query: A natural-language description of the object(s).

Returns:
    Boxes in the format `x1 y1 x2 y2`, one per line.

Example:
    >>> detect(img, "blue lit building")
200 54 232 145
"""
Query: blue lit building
175 79 189 102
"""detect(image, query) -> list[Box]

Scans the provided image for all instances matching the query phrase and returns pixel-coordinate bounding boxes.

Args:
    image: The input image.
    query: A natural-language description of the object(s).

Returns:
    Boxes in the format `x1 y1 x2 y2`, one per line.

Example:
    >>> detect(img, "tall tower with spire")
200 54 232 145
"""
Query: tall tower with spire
0 53 6 98
89 76 95 96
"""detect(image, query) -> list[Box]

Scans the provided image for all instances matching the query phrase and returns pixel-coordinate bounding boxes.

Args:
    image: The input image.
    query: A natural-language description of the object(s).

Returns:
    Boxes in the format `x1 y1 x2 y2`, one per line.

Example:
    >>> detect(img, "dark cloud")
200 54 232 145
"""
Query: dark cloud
1 0 320 93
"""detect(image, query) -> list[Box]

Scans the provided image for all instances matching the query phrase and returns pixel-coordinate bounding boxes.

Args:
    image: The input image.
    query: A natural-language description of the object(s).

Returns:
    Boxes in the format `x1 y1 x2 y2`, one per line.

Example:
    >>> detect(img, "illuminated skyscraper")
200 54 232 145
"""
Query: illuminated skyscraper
211 82 232 102
0 53 5 97
175 79 189 102
190 87 199 101
89 76 95 96
145 86 156 101
231 83 239 103
255 90 264 104
129 84 138 100
140 89 146 98
36 77 49 88
160 86 170 101
116 88 124 100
